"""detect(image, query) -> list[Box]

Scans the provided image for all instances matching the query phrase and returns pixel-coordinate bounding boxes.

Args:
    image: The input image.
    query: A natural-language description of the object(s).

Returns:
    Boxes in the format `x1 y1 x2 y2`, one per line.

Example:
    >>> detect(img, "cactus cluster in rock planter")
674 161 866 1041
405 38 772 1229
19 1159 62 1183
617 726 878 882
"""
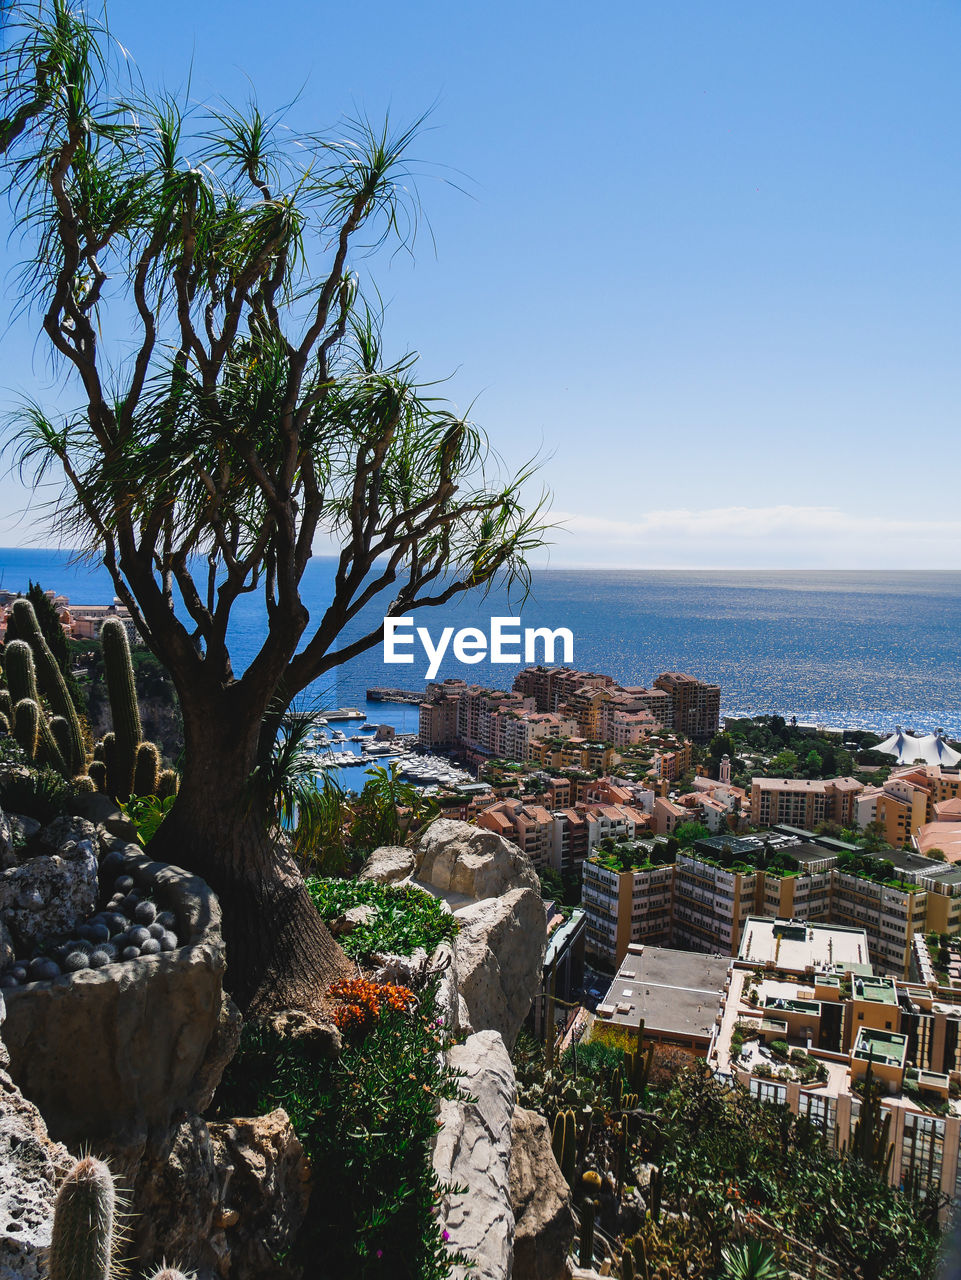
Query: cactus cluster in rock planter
0 604 179 803
0 844 182 988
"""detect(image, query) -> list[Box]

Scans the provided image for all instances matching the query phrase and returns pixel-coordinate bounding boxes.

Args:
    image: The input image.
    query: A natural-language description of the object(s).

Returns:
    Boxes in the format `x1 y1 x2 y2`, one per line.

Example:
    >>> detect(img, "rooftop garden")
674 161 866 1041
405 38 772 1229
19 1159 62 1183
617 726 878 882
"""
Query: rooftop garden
589 837 676 874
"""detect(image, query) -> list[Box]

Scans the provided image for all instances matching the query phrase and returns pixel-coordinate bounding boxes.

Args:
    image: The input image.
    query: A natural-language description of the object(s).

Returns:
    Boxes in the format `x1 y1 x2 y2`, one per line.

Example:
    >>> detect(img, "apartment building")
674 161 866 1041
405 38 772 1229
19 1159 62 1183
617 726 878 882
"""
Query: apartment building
475 798 554 868
856 765 961 850
652 672 721 740
750 776 863 829
580 830 961 971
713 924 961 1209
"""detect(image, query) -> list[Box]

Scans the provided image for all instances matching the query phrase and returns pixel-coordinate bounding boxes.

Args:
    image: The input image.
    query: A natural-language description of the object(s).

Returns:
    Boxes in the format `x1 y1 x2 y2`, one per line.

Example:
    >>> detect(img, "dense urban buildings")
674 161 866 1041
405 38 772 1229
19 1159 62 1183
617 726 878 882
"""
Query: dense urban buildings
419 667 721 762
581 828 961 972
593 926 961 1208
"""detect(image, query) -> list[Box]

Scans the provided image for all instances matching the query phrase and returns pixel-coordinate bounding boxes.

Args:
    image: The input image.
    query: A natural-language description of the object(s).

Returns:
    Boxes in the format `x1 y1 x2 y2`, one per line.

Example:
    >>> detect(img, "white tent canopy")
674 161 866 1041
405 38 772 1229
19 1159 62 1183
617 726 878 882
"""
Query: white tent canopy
876 728 961 767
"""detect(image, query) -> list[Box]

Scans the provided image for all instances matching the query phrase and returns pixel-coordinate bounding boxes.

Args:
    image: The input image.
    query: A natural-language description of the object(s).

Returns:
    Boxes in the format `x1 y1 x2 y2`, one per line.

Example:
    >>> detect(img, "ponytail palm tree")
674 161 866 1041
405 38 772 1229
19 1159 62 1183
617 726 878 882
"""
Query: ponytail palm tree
0 1 550 1013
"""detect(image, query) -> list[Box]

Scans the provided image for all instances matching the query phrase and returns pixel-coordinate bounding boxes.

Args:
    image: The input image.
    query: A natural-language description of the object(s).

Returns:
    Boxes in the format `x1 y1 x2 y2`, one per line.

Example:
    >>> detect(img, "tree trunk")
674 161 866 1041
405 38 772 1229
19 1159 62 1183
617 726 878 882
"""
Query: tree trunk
146 696 353 1017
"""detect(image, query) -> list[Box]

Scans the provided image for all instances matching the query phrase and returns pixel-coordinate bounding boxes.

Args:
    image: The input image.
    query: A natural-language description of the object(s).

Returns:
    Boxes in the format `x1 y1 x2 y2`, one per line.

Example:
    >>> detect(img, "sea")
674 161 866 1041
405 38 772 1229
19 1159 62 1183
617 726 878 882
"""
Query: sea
2 551 960 786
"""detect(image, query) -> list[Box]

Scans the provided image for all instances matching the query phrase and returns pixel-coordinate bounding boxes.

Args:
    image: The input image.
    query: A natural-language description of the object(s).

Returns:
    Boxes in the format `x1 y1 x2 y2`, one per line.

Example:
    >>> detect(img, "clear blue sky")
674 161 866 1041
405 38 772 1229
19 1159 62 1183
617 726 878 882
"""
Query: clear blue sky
0 0 958 568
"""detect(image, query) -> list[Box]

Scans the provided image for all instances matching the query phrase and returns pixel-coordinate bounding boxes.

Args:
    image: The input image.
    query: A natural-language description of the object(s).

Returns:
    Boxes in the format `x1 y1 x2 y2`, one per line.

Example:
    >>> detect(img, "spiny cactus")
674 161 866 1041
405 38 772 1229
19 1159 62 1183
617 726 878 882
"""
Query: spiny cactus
551 1108 577 1187
88 760 107 793
157 769 179 800
648 1166 662 1225
73 774 96 793
146 1269 194 1280
4 645 68 775
133 741 161 797
10 599 85 773
0 712 8 734
578 1199 596 1269
13 699 40 761
100 619 142 802
621 1244 635 1280
4 639 40 704
0 688 12 721
49 1155 115 1280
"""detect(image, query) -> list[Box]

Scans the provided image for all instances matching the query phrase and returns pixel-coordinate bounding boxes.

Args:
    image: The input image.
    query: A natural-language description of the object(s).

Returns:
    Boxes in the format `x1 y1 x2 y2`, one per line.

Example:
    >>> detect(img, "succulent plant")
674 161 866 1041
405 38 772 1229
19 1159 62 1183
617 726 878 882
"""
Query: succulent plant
133 741 161 797
10 599 85 773
49 1155 115 1280
100 619 142 801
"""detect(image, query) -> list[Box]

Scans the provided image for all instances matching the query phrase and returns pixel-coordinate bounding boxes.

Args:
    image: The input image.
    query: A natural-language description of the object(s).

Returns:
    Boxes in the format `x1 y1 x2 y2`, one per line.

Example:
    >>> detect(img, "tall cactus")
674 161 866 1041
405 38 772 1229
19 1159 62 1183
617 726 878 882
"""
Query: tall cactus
100 619 142 801
578 1200 596 1269
88 760 108 793
4 643 68 775
13 699 39 760
9 599 84 772
4 639 40 704
49 1155 115 1280
0 688 12 721
133 741 161 797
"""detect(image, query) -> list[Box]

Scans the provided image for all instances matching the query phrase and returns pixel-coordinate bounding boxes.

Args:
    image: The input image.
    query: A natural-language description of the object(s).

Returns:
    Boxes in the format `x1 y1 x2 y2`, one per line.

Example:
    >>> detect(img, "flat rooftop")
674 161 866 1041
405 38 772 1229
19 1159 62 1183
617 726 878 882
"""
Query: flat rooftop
853 1027 908 1068
596 945 729 1042
738 917 871 972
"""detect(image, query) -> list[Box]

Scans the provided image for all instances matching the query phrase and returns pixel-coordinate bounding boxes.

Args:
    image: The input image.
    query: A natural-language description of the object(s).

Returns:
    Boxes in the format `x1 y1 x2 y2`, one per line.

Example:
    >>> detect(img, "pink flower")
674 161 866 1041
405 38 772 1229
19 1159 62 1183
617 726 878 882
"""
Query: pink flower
442 1230 450 1242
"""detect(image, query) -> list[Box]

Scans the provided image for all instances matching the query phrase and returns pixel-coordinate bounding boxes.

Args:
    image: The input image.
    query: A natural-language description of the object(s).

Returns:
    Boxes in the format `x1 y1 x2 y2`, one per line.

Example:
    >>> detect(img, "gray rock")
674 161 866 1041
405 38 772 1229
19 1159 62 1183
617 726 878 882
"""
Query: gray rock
329 903 377 937
510 1107 576 1280
0 810 13 872
433 1030 516 1280
415 820 540 900
0 994 76 1280
69 790 139 841
209 1109 311 1279
0 829 99 951
453 888 547 1047
358 844 416 885
254 1007 342 1061
35 815 98 855
123 1113 228 1279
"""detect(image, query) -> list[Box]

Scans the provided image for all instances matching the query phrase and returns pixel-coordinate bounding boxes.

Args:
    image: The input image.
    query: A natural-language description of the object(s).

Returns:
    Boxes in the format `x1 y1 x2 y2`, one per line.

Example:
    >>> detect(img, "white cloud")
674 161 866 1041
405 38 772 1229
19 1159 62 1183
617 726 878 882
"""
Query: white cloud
535 505 961 569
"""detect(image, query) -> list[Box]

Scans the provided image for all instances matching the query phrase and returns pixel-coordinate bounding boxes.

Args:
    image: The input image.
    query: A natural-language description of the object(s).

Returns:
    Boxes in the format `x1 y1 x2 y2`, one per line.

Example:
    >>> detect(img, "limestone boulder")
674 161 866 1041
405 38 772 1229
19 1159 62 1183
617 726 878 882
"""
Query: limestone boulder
510 1107 575 1280
433 1030 516 1280
358 845 416 885
453 888 547 1047
415 820 540 900
0 994 75 1280
210 1109 312 1280
0 818 98 951
122 1114 227 1280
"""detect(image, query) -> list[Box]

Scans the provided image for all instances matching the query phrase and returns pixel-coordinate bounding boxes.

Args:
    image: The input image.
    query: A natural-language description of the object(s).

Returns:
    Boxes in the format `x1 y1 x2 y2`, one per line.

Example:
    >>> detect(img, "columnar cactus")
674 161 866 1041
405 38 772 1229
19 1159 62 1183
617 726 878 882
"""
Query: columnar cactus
13 699 40 761
100 619 142 801
4 644 68 774
0 688 12 721
10 599 85 772
134 741 161 797
3 639 40 704
87 760 108 793
49 1155 115 1280
578 1200 596 1269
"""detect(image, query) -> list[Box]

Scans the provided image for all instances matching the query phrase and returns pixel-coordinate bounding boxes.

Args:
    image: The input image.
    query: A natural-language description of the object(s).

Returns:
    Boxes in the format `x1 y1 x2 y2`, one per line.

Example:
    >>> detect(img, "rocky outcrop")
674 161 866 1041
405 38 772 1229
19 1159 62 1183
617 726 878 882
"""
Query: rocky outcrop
357 845 416 885
454 888 547 1048
0 816 98 951
415 820 540 900
434 1031 517 1280
510 1107 575 1280
2 840 236 1151
210 1110 311 1278
0 994 75 1280
0 812 12 873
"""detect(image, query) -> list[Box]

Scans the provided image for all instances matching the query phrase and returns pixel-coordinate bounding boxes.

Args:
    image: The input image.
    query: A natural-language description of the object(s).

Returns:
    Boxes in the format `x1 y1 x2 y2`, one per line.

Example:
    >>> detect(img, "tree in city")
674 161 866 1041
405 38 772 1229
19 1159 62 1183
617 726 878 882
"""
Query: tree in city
0 2 550 1014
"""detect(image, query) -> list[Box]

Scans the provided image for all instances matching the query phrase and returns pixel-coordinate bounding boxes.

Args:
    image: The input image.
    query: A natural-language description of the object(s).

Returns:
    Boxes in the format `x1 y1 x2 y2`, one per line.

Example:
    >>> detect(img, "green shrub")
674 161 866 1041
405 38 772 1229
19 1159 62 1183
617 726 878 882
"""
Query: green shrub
0 764 71 823
307 877 457 961
213 979 467 1278
769 1040 790 1059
